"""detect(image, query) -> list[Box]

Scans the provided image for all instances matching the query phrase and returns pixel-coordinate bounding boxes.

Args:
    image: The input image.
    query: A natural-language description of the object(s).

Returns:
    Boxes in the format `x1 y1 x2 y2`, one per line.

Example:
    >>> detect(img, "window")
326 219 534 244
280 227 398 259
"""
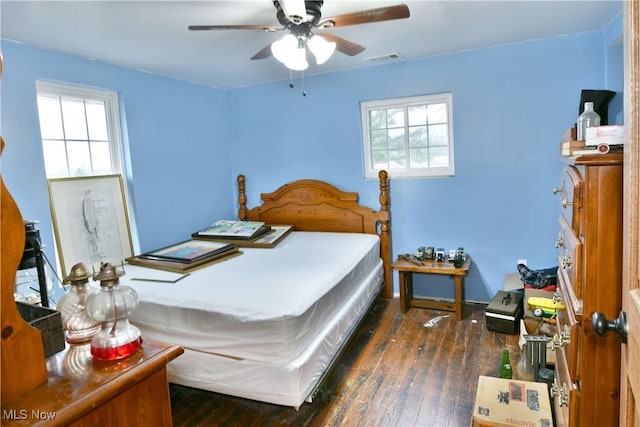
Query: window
34 81 136 279
361 93 454 179
35 81 125 178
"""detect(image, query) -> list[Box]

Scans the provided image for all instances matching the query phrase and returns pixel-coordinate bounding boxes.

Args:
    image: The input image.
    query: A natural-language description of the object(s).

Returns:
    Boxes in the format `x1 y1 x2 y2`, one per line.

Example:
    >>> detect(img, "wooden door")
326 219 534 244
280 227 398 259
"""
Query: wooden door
621 1 640 426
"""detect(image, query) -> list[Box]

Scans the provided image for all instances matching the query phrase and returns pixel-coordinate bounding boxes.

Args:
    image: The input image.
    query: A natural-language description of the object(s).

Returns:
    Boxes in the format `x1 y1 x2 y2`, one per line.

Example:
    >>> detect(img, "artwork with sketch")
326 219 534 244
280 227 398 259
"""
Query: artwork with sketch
48 175 133 276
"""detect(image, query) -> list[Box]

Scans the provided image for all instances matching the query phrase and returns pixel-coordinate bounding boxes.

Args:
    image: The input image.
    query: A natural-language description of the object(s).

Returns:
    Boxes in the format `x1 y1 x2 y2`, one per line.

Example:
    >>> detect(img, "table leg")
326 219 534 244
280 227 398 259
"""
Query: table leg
399 271 407 313
454 275 464 320
399 271 415 313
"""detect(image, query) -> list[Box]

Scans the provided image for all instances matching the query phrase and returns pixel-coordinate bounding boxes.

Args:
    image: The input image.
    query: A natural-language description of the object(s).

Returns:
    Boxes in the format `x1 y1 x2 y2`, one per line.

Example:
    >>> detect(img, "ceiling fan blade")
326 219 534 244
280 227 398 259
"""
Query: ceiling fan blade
315 31 365 56
251 44 274 60
320 4 410 28
188 24 282 32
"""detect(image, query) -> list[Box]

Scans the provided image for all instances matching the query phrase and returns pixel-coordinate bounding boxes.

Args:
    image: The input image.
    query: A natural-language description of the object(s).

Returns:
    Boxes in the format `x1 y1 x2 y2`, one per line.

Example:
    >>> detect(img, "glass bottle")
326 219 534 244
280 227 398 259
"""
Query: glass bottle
515 344 535 381
577 101 601 141
56 263 101 344
499 349 513 379
86 263 142 360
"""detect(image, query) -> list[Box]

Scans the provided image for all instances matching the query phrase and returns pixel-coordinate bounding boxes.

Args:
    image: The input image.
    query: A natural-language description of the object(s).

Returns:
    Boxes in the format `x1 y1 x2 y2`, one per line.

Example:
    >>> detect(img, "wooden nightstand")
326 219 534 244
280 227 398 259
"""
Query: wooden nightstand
1 339 183 426
392 255 471 320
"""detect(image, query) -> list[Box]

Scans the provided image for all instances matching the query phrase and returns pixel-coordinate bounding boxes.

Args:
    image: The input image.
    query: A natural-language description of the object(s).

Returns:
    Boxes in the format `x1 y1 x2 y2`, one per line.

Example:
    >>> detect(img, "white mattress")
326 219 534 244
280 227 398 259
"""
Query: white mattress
166 262 383 408
124 232 381 363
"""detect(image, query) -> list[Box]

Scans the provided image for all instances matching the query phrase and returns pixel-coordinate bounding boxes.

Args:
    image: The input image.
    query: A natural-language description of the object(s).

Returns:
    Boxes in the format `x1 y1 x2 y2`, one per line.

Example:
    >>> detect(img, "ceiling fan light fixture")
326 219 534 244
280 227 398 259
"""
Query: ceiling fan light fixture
308 34 336 65
284 46 309 71
271 34 296 62
271 34 308 71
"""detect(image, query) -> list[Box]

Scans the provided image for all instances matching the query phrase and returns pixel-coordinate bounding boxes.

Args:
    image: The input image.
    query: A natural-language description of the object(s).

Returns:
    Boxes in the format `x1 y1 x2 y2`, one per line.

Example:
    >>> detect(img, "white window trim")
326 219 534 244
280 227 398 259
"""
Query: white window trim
35 80 138 255
35 80 126 177
361 93 455 179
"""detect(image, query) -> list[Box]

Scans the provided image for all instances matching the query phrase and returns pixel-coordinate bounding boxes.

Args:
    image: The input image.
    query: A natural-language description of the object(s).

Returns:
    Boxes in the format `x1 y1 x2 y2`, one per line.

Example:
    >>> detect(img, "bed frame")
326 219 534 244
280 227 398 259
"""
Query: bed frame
236 170 392 299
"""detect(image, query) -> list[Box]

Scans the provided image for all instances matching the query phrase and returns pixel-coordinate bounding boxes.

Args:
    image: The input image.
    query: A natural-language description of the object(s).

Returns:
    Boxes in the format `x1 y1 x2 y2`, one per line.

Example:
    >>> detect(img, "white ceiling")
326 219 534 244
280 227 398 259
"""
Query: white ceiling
0 1 623 89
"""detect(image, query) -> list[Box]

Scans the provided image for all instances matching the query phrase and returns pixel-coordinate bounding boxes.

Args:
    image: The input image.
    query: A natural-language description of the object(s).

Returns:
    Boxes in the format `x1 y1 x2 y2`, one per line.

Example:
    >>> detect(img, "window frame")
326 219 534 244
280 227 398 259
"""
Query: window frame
35 80 126 178
361 92 455 179
34 80 137 263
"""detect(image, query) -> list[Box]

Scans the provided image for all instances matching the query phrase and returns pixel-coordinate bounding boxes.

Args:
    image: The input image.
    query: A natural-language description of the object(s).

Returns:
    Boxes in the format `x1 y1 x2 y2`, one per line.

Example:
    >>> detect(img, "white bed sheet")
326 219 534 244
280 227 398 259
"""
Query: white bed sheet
124 231 381 363
160 261 383 408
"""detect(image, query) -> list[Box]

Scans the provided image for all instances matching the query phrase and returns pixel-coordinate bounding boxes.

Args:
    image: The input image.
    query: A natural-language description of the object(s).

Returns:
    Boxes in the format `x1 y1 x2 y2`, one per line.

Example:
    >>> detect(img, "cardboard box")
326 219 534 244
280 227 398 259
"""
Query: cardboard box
503 273 523 291
473 376 553 427
585 125 624 147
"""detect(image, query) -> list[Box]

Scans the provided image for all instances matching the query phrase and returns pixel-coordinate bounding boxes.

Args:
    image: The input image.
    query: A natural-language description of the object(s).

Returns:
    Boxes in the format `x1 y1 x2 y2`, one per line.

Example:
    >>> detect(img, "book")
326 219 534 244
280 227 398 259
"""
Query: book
137 239 236 264
560 139 585 156
194 224 293 248
192 220 271 241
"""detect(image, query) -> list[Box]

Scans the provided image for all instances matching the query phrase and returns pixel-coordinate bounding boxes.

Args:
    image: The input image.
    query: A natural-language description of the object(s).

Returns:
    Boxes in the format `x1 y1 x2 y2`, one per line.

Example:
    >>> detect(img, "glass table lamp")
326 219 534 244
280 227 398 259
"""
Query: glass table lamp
56 263 100 344
86 263 142 360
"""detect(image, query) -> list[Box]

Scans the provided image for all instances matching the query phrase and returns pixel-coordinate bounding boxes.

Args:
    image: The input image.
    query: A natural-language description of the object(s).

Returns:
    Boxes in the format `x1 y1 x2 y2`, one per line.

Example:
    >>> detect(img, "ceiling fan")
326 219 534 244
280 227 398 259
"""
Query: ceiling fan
188 1 410 71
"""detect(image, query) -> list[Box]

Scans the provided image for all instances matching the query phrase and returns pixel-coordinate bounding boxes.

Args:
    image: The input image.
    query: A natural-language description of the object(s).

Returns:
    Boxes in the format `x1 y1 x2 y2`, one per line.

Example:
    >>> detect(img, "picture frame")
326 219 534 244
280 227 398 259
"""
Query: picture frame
139 239 235 264
48 174 134 277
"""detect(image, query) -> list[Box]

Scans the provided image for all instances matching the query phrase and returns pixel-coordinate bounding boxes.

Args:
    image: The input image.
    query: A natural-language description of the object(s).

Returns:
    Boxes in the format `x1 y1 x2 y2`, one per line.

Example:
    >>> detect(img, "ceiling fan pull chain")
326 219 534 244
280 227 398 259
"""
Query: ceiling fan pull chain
288 69 294 89
301 71 306 97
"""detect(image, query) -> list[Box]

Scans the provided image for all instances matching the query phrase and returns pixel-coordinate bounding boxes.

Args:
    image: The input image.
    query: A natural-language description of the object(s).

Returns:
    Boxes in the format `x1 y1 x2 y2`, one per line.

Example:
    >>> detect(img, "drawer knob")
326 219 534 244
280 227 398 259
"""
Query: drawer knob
551 334 561 350
559 384 569 407
592 311 628 344
561 325 571 344
552 183 566 196
551 331 569 350
550 383 569 407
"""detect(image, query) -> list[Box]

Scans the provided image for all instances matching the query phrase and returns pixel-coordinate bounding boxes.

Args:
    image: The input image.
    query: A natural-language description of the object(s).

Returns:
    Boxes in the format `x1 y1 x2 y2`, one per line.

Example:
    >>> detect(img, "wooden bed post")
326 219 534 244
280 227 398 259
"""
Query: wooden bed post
377 170 393 299
237 174 247 220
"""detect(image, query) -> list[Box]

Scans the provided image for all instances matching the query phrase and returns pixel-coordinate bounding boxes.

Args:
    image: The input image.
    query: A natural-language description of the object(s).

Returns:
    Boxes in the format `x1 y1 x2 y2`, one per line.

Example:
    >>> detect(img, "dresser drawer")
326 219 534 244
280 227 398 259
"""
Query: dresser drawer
554 166 583 236
557 215 583 302
553 336 580 427
554 282 580 383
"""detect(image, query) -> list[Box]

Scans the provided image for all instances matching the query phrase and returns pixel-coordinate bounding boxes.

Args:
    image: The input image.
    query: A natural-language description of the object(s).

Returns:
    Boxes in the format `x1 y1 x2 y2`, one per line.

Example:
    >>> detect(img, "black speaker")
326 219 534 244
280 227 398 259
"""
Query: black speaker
578 89 616 125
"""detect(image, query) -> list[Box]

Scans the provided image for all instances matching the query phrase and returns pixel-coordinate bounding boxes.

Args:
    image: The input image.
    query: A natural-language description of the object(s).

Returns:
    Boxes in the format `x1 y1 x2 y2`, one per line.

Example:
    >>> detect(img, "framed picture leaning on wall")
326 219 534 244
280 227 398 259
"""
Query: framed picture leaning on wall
48 174 134 277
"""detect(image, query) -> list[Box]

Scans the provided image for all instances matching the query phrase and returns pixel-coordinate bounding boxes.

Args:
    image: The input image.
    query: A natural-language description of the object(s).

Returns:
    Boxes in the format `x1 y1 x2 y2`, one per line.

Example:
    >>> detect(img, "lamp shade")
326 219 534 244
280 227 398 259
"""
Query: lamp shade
271 34 297 63
308 35 336 65
271 34 309 71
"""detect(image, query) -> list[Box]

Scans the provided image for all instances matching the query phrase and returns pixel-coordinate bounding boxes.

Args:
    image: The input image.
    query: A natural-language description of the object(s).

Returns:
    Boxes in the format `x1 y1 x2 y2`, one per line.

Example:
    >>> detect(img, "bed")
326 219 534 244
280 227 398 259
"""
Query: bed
123 171 391 408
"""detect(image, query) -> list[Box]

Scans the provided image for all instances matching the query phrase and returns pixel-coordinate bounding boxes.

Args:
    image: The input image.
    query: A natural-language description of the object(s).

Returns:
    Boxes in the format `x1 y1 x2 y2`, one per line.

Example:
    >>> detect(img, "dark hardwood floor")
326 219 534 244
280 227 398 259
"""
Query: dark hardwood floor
170 297 519 427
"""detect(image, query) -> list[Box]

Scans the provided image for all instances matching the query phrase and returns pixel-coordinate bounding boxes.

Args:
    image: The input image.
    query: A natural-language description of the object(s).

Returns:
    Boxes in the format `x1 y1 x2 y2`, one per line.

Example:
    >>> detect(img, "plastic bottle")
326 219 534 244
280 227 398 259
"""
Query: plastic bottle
499 349 513 379
577 101 601 142
515 344 535 381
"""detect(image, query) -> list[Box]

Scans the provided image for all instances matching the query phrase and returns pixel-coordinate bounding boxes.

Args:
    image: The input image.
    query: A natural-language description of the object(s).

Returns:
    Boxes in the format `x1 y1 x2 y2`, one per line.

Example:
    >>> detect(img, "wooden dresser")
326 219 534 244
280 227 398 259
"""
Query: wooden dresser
552 153 623 427
1 340 183 426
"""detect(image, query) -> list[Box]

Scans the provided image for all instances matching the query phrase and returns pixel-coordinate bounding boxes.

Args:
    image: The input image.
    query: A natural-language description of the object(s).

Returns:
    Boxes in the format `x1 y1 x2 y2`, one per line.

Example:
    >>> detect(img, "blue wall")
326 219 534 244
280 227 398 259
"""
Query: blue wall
226 30 623 302
1 41 235 303
1 16 623 304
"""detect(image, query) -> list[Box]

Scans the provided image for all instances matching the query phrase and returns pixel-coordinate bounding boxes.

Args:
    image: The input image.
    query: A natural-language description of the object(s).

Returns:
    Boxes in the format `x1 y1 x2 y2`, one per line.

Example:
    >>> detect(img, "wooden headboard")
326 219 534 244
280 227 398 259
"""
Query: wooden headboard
237 170 392 298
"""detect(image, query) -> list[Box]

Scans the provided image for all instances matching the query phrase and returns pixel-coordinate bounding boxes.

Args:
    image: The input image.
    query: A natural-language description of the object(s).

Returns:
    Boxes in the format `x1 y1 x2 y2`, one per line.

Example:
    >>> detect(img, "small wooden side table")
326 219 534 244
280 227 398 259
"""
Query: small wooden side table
392 255 471 320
